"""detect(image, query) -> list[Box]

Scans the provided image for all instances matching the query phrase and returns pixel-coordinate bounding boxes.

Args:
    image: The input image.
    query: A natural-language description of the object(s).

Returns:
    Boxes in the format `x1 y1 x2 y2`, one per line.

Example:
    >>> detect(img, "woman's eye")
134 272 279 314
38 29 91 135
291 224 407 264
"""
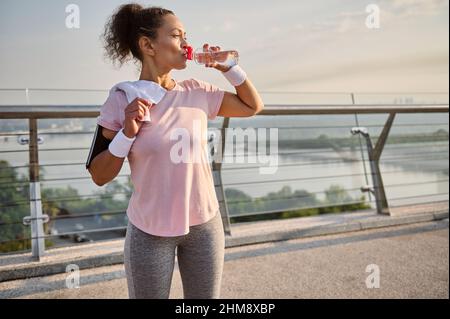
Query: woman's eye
172 35 187 40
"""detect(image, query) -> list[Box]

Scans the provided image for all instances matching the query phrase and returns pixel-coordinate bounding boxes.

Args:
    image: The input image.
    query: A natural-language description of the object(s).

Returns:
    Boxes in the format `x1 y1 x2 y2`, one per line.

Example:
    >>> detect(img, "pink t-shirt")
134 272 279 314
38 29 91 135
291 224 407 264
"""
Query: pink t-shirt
96 78 225 237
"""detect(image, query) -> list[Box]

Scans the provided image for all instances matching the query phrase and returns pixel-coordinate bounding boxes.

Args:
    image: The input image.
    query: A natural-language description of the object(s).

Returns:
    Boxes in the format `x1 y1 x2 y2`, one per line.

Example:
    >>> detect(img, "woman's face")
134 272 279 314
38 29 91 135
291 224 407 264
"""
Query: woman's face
146 14 190 71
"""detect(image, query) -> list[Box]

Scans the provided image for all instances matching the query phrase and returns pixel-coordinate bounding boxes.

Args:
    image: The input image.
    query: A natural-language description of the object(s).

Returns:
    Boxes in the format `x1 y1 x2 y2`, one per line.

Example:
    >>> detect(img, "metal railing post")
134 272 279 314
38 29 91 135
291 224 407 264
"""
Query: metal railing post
23 118 48 261
211 118 232 236
351 93 373 203
352 113 396 215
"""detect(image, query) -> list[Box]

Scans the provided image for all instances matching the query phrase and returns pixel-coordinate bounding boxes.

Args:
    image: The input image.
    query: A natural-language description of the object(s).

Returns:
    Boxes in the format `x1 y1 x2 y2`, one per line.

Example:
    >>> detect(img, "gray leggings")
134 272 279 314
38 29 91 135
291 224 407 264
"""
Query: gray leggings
123 211 225 299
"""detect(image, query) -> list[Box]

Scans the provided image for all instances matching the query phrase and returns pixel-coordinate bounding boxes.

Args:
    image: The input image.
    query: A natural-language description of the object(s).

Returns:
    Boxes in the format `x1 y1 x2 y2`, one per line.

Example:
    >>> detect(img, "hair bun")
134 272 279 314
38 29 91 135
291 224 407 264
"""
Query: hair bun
102 3 174 67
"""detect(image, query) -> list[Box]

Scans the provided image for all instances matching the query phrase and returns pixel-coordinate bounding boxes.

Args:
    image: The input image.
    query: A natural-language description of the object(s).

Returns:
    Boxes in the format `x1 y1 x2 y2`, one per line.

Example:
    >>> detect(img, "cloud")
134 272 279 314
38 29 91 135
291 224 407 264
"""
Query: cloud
220 20 236 32
286 0 447 36
200 20 237 34
390 0 448 17
260 49 448 91
268 26 282 36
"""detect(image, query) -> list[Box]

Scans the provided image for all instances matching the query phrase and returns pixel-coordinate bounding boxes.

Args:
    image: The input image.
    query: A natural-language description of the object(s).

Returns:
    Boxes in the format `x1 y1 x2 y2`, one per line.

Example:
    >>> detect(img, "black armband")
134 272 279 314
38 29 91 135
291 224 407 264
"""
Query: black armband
85 125 112 169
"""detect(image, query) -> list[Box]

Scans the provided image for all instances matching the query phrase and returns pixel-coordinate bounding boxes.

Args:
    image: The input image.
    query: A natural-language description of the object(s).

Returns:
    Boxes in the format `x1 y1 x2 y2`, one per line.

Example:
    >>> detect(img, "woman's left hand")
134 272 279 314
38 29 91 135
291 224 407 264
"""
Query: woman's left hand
202 43 232 73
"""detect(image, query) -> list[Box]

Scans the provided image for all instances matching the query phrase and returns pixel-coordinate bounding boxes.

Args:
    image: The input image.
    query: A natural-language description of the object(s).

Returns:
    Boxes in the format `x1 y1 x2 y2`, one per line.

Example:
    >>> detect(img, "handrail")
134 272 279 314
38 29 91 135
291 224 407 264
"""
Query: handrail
0 103 448 119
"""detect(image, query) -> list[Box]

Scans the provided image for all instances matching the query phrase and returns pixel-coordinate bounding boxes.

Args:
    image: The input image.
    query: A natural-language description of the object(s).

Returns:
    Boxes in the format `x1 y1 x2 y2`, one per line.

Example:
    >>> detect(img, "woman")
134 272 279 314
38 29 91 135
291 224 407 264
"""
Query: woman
86 3 264 299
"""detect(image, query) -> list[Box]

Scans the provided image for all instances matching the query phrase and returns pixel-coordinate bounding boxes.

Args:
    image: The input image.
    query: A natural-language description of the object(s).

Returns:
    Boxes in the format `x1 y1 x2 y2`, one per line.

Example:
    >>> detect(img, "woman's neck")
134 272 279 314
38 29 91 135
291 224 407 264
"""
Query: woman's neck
139 63 175 90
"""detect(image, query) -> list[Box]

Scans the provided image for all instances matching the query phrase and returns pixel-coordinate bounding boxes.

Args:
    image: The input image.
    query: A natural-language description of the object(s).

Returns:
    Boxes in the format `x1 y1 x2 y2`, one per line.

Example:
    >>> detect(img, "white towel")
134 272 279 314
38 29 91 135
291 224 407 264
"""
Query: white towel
109 80 168 123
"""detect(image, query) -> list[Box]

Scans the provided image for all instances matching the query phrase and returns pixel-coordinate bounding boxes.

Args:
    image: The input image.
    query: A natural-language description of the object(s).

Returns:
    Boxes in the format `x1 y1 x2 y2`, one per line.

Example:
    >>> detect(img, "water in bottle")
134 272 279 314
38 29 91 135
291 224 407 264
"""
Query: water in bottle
183 45 239 68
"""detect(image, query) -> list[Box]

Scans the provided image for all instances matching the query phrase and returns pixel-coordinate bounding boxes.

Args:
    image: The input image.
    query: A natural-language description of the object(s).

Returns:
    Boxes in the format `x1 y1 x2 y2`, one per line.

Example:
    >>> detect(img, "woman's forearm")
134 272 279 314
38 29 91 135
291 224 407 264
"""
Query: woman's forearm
88 149 125 186
234 78 264 114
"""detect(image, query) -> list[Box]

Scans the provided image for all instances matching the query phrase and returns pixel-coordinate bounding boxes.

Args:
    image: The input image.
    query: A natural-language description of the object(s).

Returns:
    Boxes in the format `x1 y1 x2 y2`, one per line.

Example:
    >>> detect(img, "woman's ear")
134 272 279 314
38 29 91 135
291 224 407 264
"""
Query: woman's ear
138 36 156 57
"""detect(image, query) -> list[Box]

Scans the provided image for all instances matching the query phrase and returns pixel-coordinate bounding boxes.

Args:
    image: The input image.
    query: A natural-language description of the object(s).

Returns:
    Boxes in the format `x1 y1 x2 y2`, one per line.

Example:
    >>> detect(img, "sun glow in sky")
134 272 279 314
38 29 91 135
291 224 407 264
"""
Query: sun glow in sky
0 0 448 98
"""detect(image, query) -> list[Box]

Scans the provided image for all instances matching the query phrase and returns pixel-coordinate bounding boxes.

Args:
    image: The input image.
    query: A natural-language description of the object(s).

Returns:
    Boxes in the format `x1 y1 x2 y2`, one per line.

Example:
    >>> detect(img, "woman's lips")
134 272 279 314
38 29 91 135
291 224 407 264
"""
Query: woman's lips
181 46 193 60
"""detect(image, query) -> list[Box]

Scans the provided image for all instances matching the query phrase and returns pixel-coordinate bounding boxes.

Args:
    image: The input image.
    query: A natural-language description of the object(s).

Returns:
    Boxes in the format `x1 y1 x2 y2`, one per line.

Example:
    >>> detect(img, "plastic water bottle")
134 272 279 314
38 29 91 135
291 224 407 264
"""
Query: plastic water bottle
184 45 239 68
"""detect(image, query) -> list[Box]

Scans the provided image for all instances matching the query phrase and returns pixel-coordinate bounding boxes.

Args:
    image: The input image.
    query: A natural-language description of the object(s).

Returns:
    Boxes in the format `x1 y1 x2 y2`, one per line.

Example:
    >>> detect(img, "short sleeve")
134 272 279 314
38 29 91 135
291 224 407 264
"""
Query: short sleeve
192 78 225 120
96 90 127 131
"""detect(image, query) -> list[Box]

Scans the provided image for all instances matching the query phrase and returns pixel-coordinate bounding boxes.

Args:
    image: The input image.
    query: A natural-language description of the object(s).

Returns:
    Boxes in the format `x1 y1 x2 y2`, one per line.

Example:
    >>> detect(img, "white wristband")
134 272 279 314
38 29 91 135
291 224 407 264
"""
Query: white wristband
108 128 136 158
222 65 247 87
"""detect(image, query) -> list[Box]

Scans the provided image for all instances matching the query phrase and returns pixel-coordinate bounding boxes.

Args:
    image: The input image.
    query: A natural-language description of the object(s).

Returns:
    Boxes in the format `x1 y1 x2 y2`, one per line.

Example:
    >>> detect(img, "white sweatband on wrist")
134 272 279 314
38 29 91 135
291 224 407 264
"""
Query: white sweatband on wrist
108 128 136 158
222 65 247 87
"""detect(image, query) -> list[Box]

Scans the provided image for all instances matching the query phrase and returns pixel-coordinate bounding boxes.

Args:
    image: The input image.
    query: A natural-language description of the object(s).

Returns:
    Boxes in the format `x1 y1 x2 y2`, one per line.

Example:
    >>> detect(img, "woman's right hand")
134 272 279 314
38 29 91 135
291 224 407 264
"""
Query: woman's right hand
123 98 153 138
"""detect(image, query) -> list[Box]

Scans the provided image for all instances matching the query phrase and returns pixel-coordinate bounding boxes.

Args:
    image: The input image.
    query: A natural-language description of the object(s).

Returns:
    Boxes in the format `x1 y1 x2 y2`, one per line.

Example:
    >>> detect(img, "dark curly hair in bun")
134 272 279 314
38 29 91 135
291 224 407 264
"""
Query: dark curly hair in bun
101 3 174 66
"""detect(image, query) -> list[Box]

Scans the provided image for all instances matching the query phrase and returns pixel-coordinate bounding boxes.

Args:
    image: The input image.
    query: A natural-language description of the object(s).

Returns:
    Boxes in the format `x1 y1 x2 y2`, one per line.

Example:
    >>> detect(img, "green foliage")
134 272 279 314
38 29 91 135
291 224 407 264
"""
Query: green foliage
0 160 31 252
229 184 370 223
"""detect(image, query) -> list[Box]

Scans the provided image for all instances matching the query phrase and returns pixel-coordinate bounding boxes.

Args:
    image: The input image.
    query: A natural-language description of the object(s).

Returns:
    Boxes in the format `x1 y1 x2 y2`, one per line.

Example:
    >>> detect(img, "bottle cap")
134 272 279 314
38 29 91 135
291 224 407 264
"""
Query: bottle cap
183 45 193 60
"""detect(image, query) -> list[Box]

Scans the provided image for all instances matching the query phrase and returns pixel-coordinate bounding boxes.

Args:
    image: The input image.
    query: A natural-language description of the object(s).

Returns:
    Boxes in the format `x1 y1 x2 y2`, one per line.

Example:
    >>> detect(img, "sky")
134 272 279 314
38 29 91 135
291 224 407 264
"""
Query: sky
0 0 448 103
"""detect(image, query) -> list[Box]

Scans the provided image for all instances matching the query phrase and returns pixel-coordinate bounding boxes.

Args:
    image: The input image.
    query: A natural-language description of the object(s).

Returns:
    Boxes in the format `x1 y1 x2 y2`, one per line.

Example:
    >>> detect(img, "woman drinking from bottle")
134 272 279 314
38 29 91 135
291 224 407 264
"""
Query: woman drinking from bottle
86 2 264 299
